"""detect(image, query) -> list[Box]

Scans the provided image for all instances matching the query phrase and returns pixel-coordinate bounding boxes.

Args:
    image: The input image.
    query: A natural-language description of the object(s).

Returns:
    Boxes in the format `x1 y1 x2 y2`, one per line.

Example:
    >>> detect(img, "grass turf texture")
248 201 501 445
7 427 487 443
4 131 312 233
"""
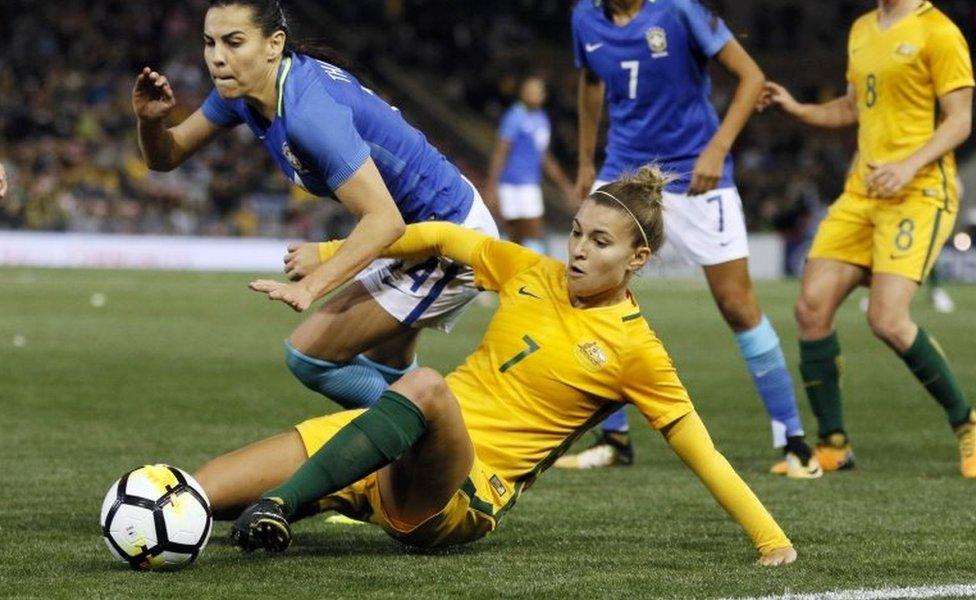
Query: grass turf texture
1 267 974 599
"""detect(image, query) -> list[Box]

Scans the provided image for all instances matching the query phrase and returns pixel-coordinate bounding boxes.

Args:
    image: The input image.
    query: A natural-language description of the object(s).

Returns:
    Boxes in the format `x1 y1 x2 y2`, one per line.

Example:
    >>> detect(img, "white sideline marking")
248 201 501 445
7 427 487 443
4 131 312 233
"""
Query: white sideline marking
721 583 976 600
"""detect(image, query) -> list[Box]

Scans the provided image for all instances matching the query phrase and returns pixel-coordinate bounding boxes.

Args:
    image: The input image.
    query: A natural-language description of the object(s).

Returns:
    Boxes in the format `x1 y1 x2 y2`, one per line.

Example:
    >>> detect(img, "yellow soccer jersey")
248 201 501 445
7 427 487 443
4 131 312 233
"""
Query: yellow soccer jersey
845 1 974 209
445 239 694 494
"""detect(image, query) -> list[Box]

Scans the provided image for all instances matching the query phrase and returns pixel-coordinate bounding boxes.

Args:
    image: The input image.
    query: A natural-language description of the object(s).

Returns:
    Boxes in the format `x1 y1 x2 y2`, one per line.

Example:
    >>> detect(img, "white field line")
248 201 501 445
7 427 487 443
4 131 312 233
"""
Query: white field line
720 583 976 600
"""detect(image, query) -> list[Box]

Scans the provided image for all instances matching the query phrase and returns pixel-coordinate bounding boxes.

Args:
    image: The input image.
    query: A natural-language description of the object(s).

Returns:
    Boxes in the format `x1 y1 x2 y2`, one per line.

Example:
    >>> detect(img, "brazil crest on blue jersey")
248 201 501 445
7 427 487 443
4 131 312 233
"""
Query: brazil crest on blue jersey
201 52 473 224
498 103 551 185
572 0 735 192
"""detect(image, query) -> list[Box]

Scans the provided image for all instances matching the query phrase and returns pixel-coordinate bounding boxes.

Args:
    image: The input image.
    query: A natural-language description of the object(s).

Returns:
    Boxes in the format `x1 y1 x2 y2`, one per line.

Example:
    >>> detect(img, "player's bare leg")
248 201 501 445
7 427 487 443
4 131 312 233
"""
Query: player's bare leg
795 258 867 471
868 272 975 476
702 258 761 332
377 368 475 527
704 258 820 478
194 431 308 520
289 281 418 366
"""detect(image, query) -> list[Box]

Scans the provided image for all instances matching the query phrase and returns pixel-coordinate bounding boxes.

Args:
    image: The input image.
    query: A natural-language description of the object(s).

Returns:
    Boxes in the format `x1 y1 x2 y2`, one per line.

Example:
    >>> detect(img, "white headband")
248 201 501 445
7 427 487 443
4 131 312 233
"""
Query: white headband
591 190 650 249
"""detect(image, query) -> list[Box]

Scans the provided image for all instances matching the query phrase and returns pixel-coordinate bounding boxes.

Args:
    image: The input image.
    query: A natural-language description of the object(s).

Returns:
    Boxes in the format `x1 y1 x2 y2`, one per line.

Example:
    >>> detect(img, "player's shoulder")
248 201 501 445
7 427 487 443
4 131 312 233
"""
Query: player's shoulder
572 0 604 25
849 10 875 36
917 3 963 36
282 55 349 130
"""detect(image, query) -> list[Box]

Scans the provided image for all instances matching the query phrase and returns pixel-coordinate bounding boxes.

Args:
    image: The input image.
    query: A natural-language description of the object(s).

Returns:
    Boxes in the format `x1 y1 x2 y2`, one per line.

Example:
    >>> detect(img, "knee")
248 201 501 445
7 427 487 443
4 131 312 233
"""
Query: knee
794 294 828 333
866 304 911 346
392 367 452 418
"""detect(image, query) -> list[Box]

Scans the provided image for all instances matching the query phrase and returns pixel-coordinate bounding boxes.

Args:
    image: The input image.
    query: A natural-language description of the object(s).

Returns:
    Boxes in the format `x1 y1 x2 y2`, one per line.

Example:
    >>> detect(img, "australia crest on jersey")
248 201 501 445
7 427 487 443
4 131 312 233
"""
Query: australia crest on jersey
894 42 918 60
281 142 308 174
575 341 608 371
646 26 668 58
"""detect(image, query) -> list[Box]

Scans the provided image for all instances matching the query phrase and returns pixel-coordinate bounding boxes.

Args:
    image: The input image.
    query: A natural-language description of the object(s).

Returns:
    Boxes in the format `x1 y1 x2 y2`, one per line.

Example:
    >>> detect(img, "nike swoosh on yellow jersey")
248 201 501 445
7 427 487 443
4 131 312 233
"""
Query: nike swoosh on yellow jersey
518 286 541 299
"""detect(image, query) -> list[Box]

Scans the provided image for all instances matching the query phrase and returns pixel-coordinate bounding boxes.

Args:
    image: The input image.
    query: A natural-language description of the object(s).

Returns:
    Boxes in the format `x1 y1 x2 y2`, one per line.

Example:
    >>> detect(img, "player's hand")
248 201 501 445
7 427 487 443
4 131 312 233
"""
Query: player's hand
0 162 7 200
576 162 597 201
688 141 726 195
283 242 323 281
249 279 316 312
133 67 177 121
757 546 797 567
757 81 800 115
865 160 918 198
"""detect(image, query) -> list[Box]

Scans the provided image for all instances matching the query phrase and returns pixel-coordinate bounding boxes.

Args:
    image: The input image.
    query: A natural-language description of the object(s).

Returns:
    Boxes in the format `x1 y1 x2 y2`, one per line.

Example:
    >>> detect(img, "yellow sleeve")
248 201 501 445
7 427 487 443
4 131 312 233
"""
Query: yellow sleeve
621 329 694 430
664 412 792 556
318 222 541 291
926 17 974 97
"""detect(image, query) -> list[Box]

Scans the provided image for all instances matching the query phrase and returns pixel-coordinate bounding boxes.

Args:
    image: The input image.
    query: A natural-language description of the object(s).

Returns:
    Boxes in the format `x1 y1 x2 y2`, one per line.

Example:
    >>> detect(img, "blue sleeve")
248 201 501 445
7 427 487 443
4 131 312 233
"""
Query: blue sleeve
498 107 521 141
287 86 371 191
676 0 733 58
200 88 243 128
571 8 590 70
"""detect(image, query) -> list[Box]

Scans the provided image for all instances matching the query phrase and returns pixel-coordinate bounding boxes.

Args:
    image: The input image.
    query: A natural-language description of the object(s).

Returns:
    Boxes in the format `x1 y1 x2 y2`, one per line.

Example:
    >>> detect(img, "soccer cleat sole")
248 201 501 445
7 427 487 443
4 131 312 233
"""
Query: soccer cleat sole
252 518 291 553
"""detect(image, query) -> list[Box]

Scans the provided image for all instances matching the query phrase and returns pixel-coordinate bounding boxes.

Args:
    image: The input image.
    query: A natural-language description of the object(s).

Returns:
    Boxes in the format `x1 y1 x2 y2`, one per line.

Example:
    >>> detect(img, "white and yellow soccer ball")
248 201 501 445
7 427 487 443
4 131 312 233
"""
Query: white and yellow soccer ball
99 464 212 571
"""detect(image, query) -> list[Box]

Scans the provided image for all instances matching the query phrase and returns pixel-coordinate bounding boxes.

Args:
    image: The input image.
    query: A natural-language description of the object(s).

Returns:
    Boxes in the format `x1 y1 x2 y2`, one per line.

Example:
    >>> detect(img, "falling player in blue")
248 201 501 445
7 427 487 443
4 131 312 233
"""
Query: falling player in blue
133 0 497 409
558 0 820 478
485 75 575 255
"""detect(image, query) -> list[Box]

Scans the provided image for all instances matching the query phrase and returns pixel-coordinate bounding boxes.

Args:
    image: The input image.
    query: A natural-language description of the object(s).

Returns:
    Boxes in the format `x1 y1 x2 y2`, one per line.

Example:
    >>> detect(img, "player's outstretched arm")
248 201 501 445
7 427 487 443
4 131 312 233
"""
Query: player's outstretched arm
133 68 222 171
758 81 858 129
292 222 492 280
661 412 796 566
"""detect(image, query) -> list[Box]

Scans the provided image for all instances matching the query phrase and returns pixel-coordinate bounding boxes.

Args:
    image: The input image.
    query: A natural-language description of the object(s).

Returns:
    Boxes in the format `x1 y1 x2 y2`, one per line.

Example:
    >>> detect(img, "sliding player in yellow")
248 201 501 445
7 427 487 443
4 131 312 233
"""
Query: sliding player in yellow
759 0 975 476
194 167 796 565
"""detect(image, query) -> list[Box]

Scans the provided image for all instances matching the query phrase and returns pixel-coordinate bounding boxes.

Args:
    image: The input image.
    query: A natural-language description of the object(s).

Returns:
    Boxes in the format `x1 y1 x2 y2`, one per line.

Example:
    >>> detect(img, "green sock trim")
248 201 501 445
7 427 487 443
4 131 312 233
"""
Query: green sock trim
799 333 845 438
264 389 428 518
901 328 971 426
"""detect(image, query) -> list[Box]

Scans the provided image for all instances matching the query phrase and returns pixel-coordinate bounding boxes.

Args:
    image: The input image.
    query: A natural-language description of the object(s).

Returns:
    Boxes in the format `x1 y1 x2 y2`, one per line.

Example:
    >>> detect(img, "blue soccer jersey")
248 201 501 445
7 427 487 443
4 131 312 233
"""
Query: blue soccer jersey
498 103 551 185
572 0 734 192
201 52 473 224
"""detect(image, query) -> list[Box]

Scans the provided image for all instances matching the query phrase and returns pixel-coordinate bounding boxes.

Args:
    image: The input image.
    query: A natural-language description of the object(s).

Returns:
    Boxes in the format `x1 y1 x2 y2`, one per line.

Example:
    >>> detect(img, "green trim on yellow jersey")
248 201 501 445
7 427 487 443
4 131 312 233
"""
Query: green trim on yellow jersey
920 207 944 281
493 402 621 519
622 312 642 322
460 478 496 518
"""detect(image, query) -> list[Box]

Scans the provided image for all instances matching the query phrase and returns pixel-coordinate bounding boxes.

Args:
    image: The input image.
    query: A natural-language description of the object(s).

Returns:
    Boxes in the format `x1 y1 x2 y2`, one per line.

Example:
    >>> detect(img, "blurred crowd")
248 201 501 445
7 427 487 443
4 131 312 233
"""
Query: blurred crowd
1 0 974 243
0 0 353 239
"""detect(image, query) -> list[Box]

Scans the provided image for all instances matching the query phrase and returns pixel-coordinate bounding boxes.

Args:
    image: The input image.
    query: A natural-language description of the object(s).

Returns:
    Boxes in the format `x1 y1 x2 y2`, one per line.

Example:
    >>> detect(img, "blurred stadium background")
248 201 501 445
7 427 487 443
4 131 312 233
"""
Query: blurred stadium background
2 0 974 278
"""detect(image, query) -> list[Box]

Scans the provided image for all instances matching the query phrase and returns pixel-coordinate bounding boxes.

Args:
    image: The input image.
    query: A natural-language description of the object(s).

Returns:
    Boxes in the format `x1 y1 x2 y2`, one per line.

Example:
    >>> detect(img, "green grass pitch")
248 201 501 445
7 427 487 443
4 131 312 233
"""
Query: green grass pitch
1 268 974 599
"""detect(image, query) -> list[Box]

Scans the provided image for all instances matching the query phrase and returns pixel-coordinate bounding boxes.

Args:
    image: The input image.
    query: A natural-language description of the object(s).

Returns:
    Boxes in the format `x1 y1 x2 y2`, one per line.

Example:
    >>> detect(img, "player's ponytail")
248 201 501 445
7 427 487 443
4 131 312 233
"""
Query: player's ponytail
590 164 672 253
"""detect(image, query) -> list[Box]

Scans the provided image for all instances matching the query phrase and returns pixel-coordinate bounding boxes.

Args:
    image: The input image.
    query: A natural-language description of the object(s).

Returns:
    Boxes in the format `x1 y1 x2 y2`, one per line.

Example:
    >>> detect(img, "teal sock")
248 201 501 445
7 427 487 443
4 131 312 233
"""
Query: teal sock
901 328 971 426
263 390 427 518
799 333 845 438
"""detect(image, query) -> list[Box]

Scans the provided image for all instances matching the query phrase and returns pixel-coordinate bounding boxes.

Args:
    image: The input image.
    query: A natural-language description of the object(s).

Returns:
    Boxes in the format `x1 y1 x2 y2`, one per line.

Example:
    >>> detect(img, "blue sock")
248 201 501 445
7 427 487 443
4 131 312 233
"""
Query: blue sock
285 341 407 409
353 353 418 385
601 407 630 433
522 238 547 256
735 316 804 448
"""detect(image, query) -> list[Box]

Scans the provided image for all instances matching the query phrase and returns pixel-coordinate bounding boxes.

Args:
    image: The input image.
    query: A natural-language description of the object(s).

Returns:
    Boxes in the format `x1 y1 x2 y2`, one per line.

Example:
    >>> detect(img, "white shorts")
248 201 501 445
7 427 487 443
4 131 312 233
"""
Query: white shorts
356 183 499 332
593 181 749 266
498 183 544 220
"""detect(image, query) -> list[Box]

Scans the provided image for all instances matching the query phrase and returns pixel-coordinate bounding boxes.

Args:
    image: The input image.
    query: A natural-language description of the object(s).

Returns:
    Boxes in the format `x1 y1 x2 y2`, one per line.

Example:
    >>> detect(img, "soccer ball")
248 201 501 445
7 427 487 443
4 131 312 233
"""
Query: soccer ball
100 464 212 571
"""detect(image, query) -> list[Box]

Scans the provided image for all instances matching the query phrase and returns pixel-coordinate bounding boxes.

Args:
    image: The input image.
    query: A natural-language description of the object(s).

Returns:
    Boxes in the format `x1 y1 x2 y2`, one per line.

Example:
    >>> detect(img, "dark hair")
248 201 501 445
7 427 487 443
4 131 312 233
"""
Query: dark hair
207 0 355 72
590 165 671 253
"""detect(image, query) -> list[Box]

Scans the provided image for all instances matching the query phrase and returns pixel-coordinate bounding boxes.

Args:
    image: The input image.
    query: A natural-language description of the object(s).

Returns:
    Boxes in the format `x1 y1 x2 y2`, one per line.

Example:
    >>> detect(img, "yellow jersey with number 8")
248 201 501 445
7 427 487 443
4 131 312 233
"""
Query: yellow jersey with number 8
845 1 973 210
